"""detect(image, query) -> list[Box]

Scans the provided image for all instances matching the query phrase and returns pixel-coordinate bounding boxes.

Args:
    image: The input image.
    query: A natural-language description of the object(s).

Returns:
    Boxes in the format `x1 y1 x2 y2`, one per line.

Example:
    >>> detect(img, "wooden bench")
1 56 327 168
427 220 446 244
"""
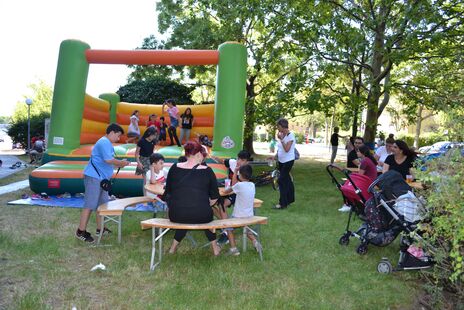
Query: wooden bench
140 216 269 271
97 196 154 245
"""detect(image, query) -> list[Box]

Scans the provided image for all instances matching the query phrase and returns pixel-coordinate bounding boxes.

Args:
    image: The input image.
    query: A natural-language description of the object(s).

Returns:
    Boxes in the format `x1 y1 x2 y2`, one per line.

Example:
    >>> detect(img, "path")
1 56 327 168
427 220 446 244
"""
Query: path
0 154 27 179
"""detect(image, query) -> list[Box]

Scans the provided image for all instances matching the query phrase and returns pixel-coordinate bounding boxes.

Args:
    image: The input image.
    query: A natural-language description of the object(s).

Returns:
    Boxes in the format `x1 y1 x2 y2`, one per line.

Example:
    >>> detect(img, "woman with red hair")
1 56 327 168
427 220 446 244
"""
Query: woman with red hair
165 141 221 255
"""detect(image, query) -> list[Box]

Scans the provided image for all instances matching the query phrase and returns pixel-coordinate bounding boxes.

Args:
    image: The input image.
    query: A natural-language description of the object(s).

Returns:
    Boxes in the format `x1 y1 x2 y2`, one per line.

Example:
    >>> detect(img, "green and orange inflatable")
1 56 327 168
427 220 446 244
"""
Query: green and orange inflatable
30 39 247 196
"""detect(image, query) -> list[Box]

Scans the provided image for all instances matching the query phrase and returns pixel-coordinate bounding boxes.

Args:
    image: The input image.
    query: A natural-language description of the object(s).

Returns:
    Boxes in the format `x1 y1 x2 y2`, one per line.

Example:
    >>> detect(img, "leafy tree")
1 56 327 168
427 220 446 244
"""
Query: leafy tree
11 80 52 122
116 77 195 104
134 0 319 153
290 0 464 144
7 111 50 148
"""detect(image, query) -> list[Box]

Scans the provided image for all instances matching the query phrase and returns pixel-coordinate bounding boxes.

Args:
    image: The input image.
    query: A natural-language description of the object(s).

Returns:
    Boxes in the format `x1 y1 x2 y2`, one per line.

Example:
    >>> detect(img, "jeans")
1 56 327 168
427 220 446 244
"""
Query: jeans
330 145 338 164
179 128 191 144
168 126 181 146
278 160 295 207
174 229 216 242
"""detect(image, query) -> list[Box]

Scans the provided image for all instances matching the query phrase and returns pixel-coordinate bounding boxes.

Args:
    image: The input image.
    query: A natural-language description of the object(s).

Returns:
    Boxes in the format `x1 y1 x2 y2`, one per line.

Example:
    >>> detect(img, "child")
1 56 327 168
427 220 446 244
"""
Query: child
158 117 168 145
146 153 167 215
220 164 262 256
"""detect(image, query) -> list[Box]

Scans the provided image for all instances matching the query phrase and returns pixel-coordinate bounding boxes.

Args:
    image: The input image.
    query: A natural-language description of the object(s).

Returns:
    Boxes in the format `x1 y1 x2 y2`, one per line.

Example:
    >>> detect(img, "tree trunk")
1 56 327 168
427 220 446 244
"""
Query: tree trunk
364 13 387 147
243 76 257 154
324 117 329 145
414 104 424 149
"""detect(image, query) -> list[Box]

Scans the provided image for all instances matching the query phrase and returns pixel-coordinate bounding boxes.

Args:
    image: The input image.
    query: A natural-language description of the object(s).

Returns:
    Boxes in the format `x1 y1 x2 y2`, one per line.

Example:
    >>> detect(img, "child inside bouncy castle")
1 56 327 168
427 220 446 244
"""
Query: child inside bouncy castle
158 117 168 145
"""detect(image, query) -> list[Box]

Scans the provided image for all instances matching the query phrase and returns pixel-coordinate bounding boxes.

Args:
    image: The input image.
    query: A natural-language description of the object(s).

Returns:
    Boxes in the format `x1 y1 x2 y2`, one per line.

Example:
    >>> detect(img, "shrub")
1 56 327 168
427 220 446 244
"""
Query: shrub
7 112 50 148
415 149 464 307
294 132 305 144
397 133 447 148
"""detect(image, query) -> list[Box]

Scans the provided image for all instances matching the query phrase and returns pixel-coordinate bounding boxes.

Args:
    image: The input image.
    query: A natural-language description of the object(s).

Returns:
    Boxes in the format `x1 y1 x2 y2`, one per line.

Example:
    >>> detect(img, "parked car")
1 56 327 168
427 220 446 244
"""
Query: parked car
418 141 464 165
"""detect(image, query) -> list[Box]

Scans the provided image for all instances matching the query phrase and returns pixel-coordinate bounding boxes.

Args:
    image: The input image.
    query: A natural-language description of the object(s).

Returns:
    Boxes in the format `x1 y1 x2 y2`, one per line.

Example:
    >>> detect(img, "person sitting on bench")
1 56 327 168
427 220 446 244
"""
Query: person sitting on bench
164 141 221 256
219 164 262 256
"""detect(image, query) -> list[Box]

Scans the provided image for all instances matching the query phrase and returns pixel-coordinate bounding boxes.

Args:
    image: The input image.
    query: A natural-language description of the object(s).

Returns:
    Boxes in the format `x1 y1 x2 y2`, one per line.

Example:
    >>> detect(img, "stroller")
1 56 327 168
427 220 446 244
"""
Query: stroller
326 164 374 246
364 170 434 273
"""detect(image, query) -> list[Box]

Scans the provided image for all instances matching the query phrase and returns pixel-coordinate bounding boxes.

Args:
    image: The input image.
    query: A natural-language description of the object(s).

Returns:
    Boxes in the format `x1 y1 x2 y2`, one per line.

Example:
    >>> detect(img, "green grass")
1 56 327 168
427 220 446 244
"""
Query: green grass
0 159 422 309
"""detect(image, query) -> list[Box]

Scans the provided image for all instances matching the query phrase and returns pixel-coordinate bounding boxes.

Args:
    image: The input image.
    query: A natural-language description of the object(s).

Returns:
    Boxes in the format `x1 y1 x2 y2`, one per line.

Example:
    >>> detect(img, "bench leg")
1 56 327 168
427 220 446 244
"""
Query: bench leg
150 227 171 271
97 214 105 245
245 225 264 261
242 227 247 252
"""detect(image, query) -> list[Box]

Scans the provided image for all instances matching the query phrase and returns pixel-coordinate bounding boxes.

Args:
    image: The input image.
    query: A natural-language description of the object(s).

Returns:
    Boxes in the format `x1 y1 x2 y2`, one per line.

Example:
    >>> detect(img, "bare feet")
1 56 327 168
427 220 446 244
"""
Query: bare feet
169 240 179 254
212 240 221 256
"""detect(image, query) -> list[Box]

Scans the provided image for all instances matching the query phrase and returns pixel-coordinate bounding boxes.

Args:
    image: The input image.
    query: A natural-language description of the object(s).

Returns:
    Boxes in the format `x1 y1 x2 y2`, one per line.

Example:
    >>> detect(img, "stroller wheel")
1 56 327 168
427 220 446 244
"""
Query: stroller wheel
339 235 350 246
356 244 368 255
377 259 393 274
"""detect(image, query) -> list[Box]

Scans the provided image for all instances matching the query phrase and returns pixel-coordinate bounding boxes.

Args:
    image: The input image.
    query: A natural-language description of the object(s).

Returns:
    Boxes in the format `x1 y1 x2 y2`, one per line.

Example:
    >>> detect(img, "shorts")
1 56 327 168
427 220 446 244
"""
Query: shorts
135 156 150 175
225 193 237 206
83 175 109 211
127 132 140 138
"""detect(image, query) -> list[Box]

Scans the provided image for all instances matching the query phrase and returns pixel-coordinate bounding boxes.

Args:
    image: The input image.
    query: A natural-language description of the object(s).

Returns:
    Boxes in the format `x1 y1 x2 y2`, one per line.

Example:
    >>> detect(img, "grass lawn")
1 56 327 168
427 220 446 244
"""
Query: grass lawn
0 159 422 309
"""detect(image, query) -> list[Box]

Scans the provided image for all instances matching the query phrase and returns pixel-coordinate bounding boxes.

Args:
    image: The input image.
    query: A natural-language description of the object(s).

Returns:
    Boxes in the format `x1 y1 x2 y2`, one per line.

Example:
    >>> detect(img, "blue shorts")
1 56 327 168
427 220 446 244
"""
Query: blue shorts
83 175 109 211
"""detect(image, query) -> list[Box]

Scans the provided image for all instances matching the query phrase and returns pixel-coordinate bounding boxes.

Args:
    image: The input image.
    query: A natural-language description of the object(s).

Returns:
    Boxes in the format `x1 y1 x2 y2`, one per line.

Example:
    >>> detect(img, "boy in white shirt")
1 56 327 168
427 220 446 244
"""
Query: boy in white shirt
220 164 262 256
146 153 168 214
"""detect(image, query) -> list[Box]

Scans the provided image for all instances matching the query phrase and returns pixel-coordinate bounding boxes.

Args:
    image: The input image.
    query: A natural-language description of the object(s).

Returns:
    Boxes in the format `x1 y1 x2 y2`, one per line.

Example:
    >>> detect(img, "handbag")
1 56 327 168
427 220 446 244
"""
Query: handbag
90 159 120 192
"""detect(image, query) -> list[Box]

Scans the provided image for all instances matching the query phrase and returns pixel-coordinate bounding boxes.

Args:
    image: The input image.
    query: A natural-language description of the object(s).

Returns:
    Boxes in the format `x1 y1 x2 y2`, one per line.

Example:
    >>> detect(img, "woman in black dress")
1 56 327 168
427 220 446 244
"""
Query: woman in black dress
165 141 221 255
383 140 417 179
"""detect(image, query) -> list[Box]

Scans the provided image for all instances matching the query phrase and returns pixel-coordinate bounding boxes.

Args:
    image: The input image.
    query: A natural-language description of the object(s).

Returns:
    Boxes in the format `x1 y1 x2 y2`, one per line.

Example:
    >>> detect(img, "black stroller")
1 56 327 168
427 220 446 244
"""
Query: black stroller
363 170 434 273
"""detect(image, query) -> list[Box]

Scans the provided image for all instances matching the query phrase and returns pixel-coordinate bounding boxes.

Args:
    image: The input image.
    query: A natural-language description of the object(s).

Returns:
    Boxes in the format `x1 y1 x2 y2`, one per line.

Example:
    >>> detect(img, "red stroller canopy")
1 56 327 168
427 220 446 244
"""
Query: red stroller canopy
340 173 373 204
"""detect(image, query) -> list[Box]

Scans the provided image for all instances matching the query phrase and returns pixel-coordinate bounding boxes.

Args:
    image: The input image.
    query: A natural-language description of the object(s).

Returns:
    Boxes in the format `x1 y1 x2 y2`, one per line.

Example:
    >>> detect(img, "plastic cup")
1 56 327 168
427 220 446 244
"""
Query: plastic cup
406 175 413 183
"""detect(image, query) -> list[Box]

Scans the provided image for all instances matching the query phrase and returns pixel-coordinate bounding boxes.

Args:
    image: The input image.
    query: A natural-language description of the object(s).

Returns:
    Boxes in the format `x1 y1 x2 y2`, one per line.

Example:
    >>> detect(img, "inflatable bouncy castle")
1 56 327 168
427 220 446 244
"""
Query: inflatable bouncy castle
29 40 247 196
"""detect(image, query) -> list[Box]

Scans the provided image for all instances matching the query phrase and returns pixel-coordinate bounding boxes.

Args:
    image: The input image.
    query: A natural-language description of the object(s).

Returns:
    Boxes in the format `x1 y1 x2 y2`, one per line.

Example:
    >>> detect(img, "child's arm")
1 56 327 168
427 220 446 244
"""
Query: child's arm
231 165 240 186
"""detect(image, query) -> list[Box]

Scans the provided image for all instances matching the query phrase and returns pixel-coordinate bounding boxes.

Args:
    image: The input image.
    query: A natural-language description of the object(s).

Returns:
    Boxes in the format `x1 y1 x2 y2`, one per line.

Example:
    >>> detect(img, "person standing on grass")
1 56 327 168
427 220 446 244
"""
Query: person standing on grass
162 99 181 147
75 123 130 243
272 118 295 210
330 127 346 164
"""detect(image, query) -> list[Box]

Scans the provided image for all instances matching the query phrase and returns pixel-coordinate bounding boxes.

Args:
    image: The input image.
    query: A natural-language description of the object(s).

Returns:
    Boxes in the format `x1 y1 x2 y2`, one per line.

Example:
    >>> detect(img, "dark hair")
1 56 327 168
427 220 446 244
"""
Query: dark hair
385 137 395 144
165 99 176 106
149 114 156 120
276 118 289 129
349 136 355 144
388 133 394 139
160 116 165 121
184 141 203 157
237 150 251 161
239 164 252 181
177 155 187 163
142 126 157 139
106 123 124 135
334 127 339 133
149 153 165 165
132 110 139 116
394 140 417 159
182 107 192 117
355 136 364 143
358 145 377 165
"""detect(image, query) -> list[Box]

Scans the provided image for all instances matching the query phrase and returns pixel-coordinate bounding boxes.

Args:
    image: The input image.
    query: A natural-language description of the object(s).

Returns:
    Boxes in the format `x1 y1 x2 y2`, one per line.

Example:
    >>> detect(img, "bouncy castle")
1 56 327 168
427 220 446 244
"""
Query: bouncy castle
29 39 247 196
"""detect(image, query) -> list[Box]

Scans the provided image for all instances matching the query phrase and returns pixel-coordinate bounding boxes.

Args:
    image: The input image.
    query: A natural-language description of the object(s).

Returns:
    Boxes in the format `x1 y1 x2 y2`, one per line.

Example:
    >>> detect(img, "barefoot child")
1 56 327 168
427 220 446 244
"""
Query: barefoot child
220 164 262 256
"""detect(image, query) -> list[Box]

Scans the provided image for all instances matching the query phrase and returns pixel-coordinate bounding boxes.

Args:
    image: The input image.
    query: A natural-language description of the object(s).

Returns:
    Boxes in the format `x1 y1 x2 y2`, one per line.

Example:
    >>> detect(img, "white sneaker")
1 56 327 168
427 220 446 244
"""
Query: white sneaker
226 247 240 256
338 204 351 212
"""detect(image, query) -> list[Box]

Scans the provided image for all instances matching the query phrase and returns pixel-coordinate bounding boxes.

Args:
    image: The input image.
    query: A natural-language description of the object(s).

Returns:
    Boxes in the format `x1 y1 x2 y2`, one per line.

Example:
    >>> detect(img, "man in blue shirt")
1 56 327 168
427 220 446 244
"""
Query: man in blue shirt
75 123 130 243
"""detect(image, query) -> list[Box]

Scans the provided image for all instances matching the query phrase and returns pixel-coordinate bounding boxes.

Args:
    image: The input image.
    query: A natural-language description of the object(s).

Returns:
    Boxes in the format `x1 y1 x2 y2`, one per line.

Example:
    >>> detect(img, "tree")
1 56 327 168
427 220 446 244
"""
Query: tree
11 80 52 122
290 0 464 144
134 0 319 153
7 80 52 147
116 77 195 104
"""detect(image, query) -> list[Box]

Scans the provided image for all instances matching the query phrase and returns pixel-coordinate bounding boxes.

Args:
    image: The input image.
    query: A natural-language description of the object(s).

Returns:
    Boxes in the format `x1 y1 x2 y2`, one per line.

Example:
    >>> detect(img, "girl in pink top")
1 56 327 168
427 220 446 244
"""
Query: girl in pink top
356 145 378 182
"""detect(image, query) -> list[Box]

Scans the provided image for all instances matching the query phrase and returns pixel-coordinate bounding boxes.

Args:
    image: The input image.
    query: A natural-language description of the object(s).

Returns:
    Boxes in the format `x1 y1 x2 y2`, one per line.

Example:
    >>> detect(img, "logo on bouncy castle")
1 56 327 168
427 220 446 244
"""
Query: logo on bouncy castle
221 136 235 149
48 179 61 188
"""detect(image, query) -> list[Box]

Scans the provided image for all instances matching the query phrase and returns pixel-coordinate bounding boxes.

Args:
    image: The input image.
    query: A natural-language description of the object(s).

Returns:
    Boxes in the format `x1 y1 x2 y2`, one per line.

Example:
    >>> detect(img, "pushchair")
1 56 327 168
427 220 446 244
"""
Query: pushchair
326 164 373 246
364 170 434 273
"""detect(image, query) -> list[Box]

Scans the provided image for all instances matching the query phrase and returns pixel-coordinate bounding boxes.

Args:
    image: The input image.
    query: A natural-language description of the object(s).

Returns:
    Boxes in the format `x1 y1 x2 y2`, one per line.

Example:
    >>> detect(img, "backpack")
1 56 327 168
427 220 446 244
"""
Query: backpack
294 148 300 160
